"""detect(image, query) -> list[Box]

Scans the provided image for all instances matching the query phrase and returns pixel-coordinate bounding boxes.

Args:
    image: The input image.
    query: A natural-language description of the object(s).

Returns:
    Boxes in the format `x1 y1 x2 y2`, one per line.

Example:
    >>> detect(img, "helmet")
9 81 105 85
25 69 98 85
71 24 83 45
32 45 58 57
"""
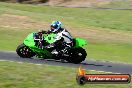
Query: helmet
51 21 62 32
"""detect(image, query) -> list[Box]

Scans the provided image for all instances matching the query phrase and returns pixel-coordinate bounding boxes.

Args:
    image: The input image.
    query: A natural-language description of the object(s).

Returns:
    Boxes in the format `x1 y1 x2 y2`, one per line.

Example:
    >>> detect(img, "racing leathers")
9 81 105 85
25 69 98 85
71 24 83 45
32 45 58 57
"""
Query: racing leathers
46 28 73 56
34 28 73 57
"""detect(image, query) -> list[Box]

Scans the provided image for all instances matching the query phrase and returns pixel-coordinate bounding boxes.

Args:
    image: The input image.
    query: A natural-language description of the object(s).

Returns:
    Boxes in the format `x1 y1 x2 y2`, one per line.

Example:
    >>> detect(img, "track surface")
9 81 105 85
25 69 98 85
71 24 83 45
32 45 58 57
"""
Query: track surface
0 51 132 74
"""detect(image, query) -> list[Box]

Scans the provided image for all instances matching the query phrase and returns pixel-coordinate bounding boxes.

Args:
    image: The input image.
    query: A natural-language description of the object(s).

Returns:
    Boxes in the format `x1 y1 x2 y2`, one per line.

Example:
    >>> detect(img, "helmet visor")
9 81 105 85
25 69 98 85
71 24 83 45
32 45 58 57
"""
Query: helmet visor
51 25 58 29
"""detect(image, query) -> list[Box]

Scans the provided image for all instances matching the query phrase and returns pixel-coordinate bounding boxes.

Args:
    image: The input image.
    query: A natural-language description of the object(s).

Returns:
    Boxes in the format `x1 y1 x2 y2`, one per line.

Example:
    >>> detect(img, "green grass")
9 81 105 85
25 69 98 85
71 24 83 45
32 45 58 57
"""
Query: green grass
0 27 36 50
0 2 132 31
0 61 132 88
86 43 132 63
99 0 132 9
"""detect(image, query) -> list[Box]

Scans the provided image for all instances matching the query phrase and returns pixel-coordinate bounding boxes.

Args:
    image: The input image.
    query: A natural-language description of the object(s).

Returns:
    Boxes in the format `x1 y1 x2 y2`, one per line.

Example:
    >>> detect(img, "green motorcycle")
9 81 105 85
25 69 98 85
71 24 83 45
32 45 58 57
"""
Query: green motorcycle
16 32 87 64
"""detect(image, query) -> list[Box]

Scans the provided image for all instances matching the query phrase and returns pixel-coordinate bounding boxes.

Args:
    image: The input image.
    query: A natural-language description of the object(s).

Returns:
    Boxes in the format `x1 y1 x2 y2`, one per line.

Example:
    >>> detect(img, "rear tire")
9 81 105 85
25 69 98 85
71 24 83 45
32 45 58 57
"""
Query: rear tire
66 47 87 64
16 44 35 58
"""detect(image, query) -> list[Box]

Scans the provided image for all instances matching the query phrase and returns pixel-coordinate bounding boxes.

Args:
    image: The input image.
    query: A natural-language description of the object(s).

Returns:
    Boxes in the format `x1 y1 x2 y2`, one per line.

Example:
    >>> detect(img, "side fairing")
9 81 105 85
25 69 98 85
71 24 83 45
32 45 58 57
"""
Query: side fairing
73 38 87 48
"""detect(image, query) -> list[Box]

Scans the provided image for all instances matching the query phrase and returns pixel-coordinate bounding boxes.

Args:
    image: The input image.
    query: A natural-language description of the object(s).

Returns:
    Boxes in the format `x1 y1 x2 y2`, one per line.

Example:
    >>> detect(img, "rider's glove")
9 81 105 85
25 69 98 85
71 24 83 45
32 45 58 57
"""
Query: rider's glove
41 30 47 34
38 30 47 34
45 43 55 49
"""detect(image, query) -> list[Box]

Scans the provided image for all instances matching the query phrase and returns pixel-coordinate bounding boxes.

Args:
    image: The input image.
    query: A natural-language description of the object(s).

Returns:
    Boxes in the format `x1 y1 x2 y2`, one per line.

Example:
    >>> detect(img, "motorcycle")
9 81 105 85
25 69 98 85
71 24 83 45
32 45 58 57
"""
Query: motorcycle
16 32 87 64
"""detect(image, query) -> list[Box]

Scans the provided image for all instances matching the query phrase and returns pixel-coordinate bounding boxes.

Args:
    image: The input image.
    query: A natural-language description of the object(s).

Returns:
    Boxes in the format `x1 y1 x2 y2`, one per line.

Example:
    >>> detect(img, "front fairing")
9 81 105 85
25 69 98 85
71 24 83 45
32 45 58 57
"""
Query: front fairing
24 33 36 48
23 32 53 58
24 32 56 47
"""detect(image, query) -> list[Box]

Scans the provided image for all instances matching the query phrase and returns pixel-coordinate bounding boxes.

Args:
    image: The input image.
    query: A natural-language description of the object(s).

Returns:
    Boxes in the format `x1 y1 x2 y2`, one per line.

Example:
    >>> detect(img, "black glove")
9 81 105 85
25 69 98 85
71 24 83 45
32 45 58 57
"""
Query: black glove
41 30 47 34
38 30 47 34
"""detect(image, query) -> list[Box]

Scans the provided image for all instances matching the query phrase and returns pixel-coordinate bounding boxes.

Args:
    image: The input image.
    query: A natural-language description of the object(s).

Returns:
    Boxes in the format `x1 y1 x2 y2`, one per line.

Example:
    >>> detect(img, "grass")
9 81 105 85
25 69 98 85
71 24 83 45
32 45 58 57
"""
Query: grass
0 61 132 88
99 0 132 9
0 2 132 31
0 2 132 64
86 43 132 63
0 27 35 50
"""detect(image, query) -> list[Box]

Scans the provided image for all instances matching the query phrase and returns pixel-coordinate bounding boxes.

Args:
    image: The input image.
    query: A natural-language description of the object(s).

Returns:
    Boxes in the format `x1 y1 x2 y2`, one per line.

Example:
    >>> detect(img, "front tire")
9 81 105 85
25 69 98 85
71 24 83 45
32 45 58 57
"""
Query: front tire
16 44 35 58
67 47 87 64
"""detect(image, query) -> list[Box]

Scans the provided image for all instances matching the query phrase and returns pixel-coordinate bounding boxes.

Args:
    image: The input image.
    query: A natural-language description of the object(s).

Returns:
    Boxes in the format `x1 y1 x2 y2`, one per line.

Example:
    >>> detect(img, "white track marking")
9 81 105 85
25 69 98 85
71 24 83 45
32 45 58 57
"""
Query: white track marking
35 64 42 66
1 51 15 53
17 62 24 64
0 60 8 61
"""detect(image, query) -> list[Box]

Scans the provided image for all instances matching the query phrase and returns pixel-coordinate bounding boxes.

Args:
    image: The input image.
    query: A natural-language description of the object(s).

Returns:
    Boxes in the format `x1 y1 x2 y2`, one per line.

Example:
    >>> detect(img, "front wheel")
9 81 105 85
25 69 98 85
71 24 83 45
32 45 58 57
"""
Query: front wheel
66 47 87 64
16 44 35 58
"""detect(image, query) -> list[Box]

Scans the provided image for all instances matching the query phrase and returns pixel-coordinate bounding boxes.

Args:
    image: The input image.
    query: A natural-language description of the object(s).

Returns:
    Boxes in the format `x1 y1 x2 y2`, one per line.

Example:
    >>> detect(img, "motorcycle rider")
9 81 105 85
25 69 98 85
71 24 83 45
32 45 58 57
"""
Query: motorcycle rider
34 21 73 62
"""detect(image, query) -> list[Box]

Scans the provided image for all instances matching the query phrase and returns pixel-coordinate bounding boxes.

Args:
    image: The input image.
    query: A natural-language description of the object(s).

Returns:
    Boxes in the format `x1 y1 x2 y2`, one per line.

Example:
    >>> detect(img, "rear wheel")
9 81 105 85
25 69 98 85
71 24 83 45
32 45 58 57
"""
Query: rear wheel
16 44 35 58
66 47 87 64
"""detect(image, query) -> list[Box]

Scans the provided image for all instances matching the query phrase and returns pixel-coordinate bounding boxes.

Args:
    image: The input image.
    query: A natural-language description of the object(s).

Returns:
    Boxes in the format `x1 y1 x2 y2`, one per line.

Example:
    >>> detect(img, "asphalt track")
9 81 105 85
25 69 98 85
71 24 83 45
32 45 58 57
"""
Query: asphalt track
0 51 132 74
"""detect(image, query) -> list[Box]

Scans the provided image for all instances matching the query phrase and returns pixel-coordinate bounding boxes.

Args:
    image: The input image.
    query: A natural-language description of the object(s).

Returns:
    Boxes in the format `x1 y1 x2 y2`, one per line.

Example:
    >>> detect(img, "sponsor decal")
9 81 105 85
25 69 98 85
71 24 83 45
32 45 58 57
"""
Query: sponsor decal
76 66 131 85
